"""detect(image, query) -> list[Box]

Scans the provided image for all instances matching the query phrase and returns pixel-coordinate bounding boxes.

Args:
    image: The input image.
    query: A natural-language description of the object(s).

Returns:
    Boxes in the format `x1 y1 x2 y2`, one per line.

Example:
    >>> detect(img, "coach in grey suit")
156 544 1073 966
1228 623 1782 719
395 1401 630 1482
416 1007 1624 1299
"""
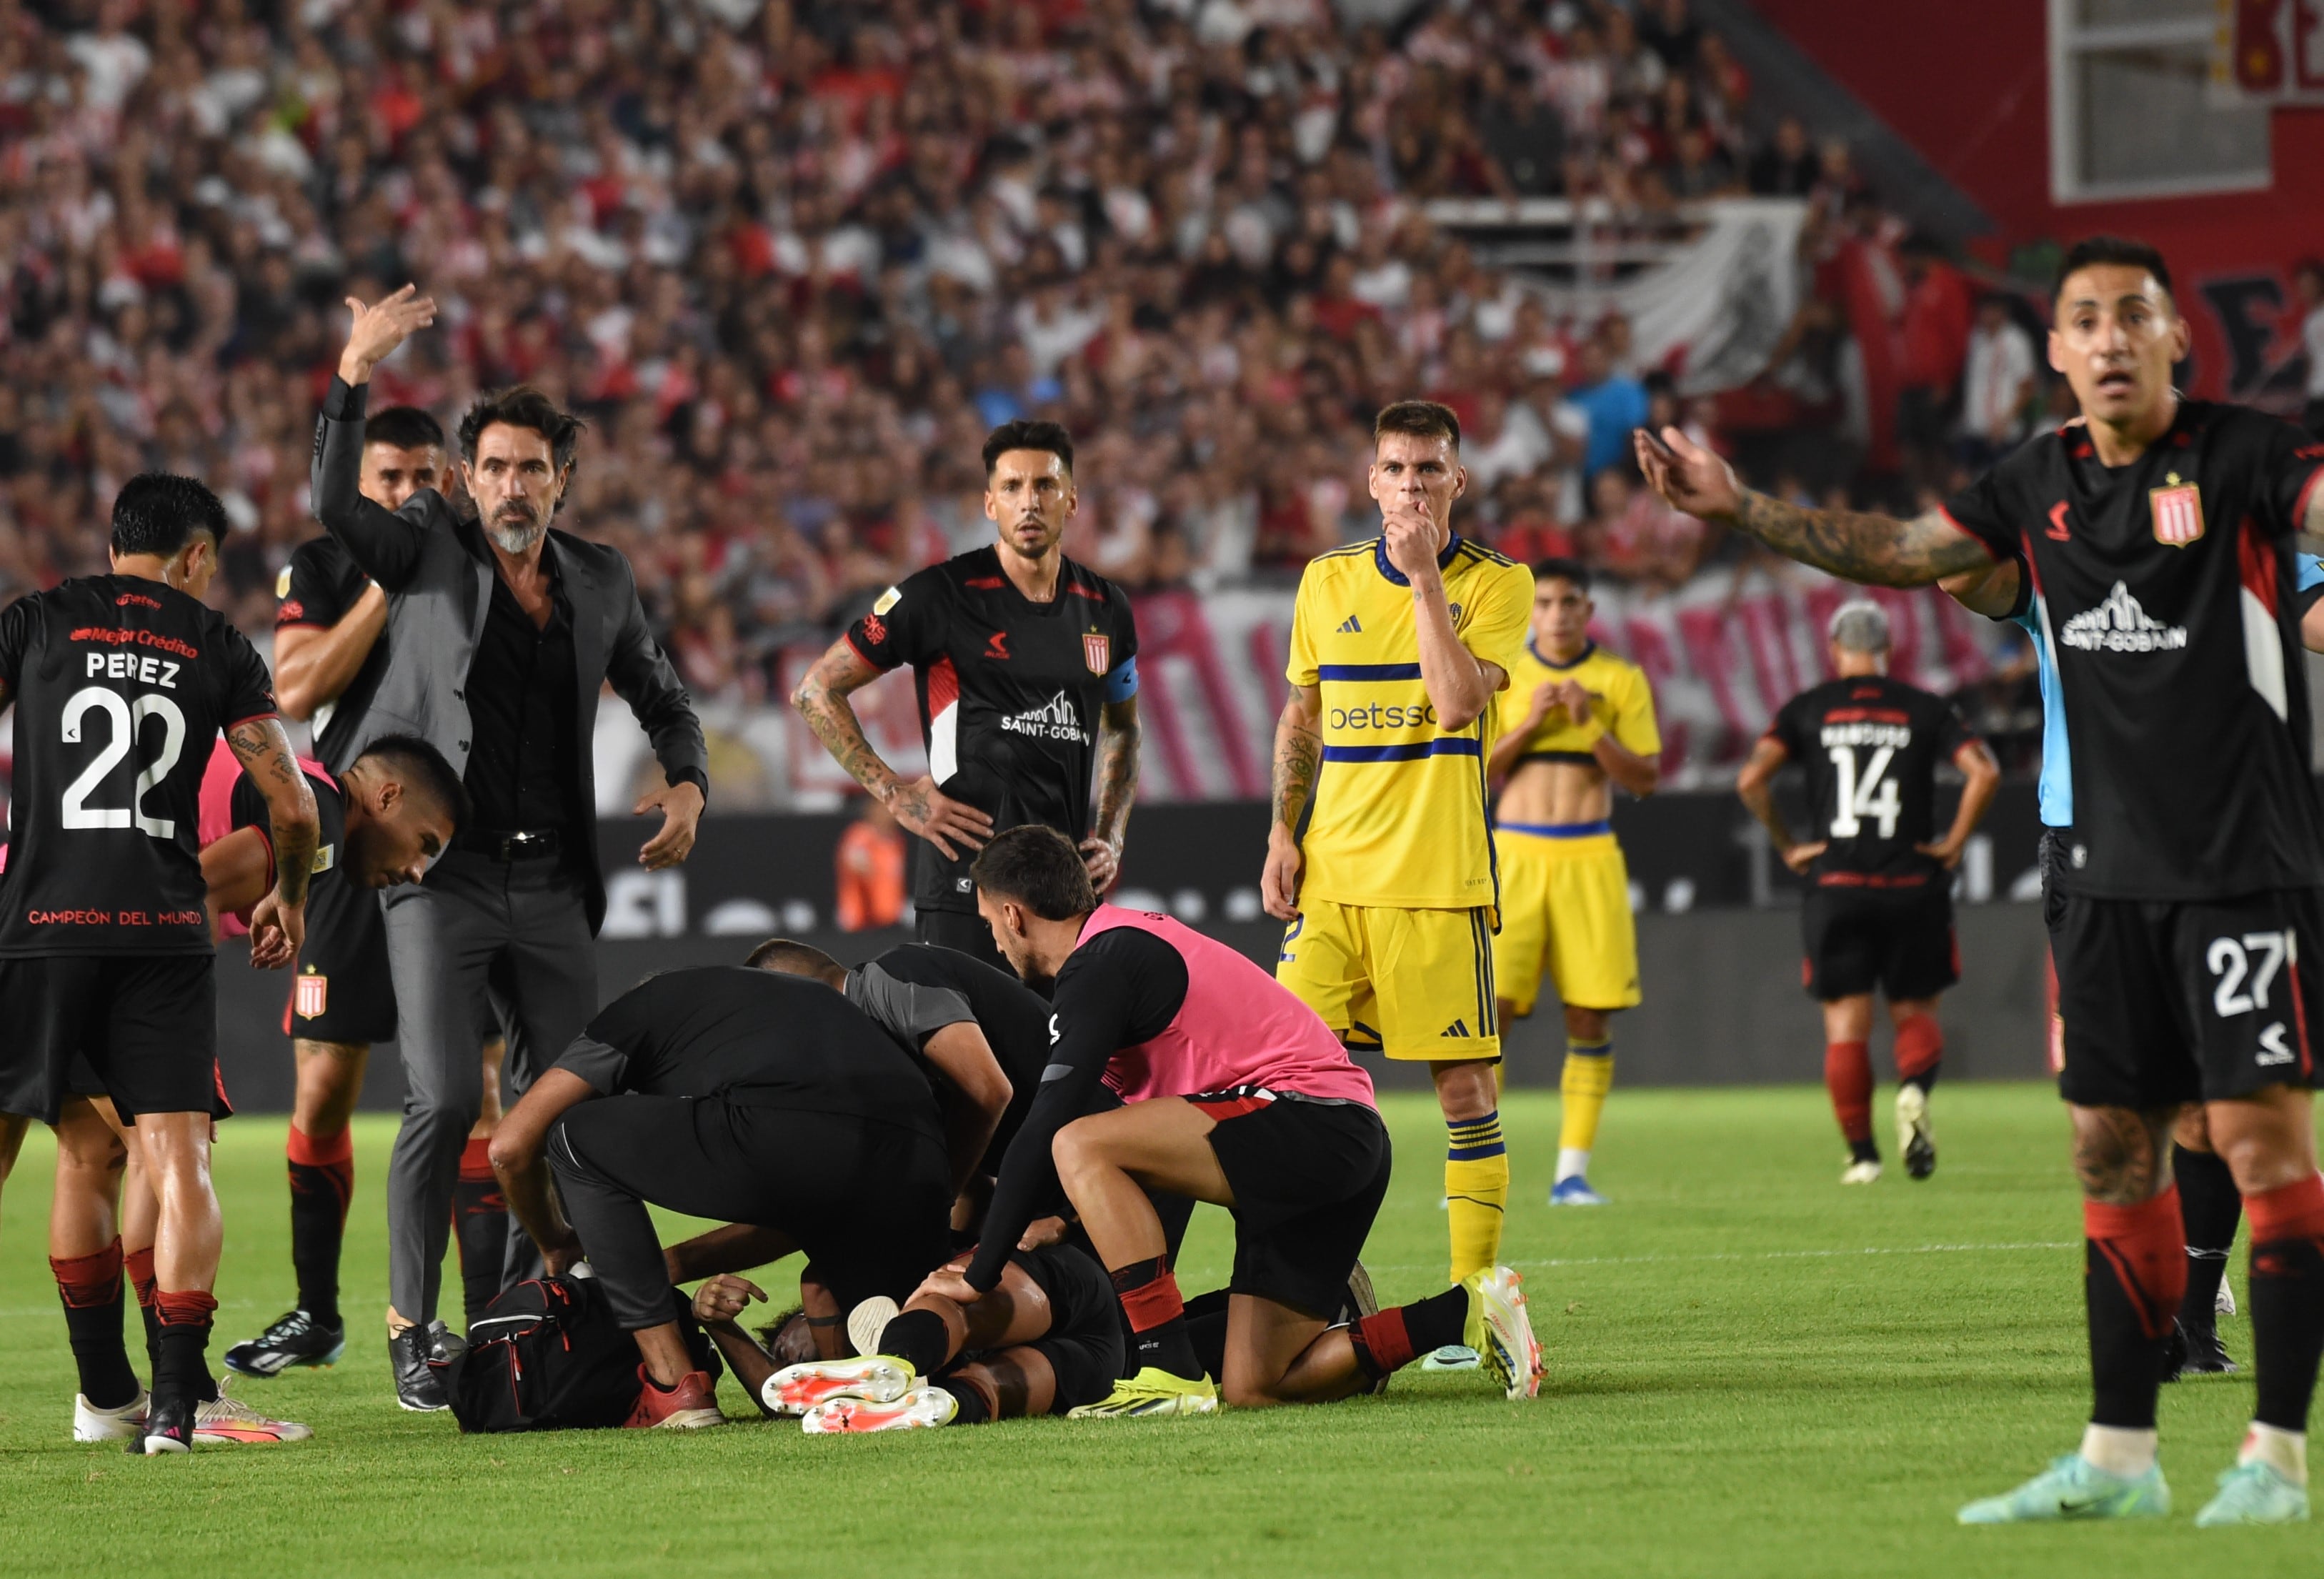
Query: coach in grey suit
313 287 708 1407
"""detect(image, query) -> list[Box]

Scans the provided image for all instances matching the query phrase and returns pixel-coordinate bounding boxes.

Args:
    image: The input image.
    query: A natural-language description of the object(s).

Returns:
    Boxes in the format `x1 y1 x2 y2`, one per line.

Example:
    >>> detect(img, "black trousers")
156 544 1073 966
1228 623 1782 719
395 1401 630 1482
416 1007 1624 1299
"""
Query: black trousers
547 1094 952 1330
384 849 597 1324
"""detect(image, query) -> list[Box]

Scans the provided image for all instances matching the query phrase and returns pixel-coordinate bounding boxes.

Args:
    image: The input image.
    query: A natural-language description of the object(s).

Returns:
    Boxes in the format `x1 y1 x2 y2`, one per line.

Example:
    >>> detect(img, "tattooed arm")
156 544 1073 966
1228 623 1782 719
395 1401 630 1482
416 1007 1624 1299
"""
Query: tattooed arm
1261 684 1323 922
1635 427 1995 587
1082 697 1140 892
790 637 994 860
226 716 319 962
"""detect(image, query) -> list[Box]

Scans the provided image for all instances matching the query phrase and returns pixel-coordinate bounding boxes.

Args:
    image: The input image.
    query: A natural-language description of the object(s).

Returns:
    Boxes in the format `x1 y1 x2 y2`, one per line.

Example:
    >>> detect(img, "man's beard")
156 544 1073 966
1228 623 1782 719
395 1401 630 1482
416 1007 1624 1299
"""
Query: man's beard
487 514 547 554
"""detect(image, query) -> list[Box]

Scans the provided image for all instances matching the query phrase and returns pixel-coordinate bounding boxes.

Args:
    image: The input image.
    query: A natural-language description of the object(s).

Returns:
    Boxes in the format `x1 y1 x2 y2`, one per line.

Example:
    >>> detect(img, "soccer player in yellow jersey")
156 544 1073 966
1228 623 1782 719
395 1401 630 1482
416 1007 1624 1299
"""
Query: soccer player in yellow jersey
1485 559 1660 1207
1264 401 1533 1369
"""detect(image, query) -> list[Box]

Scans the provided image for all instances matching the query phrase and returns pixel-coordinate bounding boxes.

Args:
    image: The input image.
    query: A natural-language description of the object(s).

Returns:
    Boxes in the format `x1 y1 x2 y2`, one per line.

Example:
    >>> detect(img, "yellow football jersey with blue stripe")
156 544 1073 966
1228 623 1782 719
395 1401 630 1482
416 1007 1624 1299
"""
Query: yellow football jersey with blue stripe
1495 640 1661 764
1287 536 1534 910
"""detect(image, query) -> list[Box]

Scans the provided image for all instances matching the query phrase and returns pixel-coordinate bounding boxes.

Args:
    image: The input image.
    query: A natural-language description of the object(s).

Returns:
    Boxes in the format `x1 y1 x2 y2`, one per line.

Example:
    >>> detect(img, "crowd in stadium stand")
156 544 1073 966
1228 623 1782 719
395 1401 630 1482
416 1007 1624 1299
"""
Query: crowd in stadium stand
1 0 2037 708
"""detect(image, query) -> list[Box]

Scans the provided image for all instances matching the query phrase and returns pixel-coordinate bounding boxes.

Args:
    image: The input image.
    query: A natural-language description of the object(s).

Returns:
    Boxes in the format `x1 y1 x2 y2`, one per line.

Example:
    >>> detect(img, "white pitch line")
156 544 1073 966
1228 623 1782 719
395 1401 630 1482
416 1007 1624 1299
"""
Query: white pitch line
1362 1240 2079 1275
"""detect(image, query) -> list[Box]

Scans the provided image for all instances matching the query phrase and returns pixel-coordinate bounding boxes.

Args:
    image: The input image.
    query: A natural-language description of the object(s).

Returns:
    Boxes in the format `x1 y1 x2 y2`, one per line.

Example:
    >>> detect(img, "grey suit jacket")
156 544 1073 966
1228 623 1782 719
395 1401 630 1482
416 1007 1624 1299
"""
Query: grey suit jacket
310 377 708 932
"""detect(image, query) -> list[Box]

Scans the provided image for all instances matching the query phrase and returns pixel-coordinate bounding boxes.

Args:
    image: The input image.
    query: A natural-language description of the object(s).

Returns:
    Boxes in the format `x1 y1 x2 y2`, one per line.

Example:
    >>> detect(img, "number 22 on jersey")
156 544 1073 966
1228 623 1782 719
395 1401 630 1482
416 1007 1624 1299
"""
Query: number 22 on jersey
60 686 187 837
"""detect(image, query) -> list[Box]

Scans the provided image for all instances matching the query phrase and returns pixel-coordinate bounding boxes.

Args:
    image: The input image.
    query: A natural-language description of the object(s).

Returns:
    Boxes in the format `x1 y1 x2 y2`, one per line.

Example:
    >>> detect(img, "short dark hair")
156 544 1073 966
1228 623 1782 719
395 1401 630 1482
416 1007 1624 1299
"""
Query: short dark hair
458 386 586 483
969 826 1097 921
982 419 1074 479
1532 557 1592 594
1374 399 1461 452
2053 236 2174 306
111 473 227 559
355 733 472 831
744 937 847 987
366 406 445 454
756 1306 817 1367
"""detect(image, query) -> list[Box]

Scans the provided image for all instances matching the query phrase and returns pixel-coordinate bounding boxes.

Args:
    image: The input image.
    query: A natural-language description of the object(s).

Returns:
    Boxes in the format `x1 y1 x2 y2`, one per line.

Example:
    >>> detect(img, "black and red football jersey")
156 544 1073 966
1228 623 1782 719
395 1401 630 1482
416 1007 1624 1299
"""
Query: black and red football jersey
845 547 1140 912
0 575 278 955
1767 674 1974 884
1943 401 2324 900
275 535 383 774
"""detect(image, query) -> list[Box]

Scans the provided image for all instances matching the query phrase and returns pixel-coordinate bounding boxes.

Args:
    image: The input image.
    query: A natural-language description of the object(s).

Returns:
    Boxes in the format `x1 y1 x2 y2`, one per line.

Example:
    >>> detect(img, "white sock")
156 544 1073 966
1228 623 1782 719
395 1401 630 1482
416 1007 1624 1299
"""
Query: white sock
1555 1147 1591 1182
2240 1423 2309 1485
2079 1423 2158 1477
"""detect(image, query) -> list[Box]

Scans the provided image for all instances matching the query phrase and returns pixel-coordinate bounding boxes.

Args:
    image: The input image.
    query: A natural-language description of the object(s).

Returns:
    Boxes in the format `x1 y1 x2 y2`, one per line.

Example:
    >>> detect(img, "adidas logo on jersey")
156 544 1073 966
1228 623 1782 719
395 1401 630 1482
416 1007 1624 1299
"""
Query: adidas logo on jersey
1337 615 1362 634
998 690 1090 744
1441 1020 1472 1037
2059 582 2188 654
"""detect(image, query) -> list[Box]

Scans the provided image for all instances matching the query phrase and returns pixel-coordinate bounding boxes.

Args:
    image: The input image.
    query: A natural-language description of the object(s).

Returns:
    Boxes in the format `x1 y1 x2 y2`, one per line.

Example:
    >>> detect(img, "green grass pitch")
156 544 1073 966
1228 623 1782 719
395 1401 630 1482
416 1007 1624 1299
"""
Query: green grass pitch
1 1085 2315 1577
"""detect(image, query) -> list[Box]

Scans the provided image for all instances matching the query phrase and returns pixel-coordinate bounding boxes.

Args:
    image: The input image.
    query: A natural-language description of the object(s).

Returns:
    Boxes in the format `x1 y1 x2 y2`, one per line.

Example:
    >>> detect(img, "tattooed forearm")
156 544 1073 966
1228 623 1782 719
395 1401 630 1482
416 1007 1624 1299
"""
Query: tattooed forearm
1730 494 1994 588
1270 699 1322 831
789 643 899 800
226 717 319 905
1092 699 1141 846
2069 1105 2178 1205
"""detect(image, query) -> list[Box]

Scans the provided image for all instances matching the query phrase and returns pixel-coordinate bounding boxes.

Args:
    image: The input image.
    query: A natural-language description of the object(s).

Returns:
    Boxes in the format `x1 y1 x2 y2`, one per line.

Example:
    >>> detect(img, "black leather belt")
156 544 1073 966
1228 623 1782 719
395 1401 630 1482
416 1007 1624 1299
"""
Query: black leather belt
455 828 564 861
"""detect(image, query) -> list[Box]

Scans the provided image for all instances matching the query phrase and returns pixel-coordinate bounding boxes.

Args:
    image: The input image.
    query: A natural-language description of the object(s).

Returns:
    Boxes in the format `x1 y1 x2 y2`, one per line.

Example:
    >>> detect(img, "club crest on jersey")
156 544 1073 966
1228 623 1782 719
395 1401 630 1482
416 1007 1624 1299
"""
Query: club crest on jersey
294 972 329 1020
2150 483 2204 547
1083 632 1110 674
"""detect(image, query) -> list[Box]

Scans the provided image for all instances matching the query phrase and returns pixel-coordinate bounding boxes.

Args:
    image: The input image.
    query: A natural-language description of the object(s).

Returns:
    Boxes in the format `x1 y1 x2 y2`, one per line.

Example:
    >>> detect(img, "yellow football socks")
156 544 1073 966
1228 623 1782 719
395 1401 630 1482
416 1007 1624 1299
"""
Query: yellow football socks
1445 1109 1508 1285
1557 1036 1614 1182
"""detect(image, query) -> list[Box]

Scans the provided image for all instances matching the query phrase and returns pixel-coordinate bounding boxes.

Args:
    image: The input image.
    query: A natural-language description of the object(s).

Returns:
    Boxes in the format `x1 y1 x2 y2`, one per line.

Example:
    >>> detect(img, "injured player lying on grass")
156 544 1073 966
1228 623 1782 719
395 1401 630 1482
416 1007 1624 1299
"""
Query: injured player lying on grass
686 1238 1124 1432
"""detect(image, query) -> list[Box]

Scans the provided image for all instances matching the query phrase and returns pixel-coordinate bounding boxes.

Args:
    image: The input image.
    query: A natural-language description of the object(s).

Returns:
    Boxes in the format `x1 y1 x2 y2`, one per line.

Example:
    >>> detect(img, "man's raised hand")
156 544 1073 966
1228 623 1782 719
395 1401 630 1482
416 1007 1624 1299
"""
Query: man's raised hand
1634 425 1741 522
339 285 439 386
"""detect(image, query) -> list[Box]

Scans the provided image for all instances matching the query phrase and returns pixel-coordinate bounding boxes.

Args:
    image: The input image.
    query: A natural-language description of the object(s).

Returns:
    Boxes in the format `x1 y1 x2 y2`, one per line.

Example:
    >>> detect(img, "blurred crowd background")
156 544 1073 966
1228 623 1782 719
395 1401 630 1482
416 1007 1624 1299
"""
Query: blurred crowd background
5 0 2320 792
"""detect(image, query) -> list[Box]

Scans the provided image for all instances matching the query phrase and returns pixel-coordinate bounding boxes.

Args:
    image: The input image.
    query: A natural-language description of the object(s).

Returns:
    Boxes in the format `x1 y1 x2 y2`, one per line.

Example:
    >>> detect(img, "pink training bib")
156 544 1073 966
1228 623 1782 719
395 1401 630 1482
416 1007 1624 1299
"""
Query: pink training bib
1079 904 1376 1108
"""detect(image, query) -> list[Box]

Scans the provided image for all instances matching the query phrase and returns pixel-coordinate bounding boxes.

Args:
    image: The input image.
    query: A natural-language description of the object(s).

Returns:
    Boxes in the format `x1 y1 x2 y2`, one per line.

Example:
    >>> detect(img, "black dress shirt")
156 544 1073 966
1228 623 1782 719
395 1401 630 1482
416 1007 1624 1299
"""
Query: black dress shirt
464 544 582 832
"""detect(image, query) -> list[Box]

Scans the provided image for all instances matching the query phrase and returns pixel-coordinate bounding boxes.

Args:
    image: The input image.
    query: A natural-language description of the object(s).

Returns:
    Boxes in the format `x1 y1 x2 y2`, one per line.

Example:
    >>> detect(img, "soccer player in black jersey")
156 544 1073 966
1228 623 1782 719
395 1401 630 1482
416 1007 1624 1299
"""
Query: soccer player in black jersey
229 403 511 1378
52 732 465 1445
791 420 1142 961
1642 236 2324 1525
1736 600 1998 1185
0 474 320 1455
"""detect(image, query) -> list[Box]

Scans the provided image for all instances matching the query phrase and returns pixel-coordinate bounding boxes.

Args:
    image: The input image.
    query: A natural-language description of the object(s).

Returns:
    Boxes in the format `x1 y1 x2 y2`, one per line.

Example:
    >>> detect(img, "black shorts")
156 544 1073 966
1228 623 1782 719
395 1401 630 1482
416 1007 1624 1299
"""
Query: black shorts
1198 1092 1392 1320
1800 880 1959 1001
2048 872 2324 1109
959 1244 1122 1415
0 954 221 1125
281 878 398 1045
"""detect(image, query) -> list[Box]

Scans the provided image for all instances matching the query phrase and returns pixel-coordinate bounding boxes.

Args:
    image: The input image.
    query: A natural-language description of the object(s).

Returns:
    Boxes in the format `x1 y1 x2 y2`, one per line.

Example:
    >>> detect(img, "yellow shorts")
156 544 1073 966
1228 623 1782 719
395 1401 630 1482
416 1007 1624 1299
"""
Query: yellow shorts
1275 898 1501 1061
1490 825 1640 1017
